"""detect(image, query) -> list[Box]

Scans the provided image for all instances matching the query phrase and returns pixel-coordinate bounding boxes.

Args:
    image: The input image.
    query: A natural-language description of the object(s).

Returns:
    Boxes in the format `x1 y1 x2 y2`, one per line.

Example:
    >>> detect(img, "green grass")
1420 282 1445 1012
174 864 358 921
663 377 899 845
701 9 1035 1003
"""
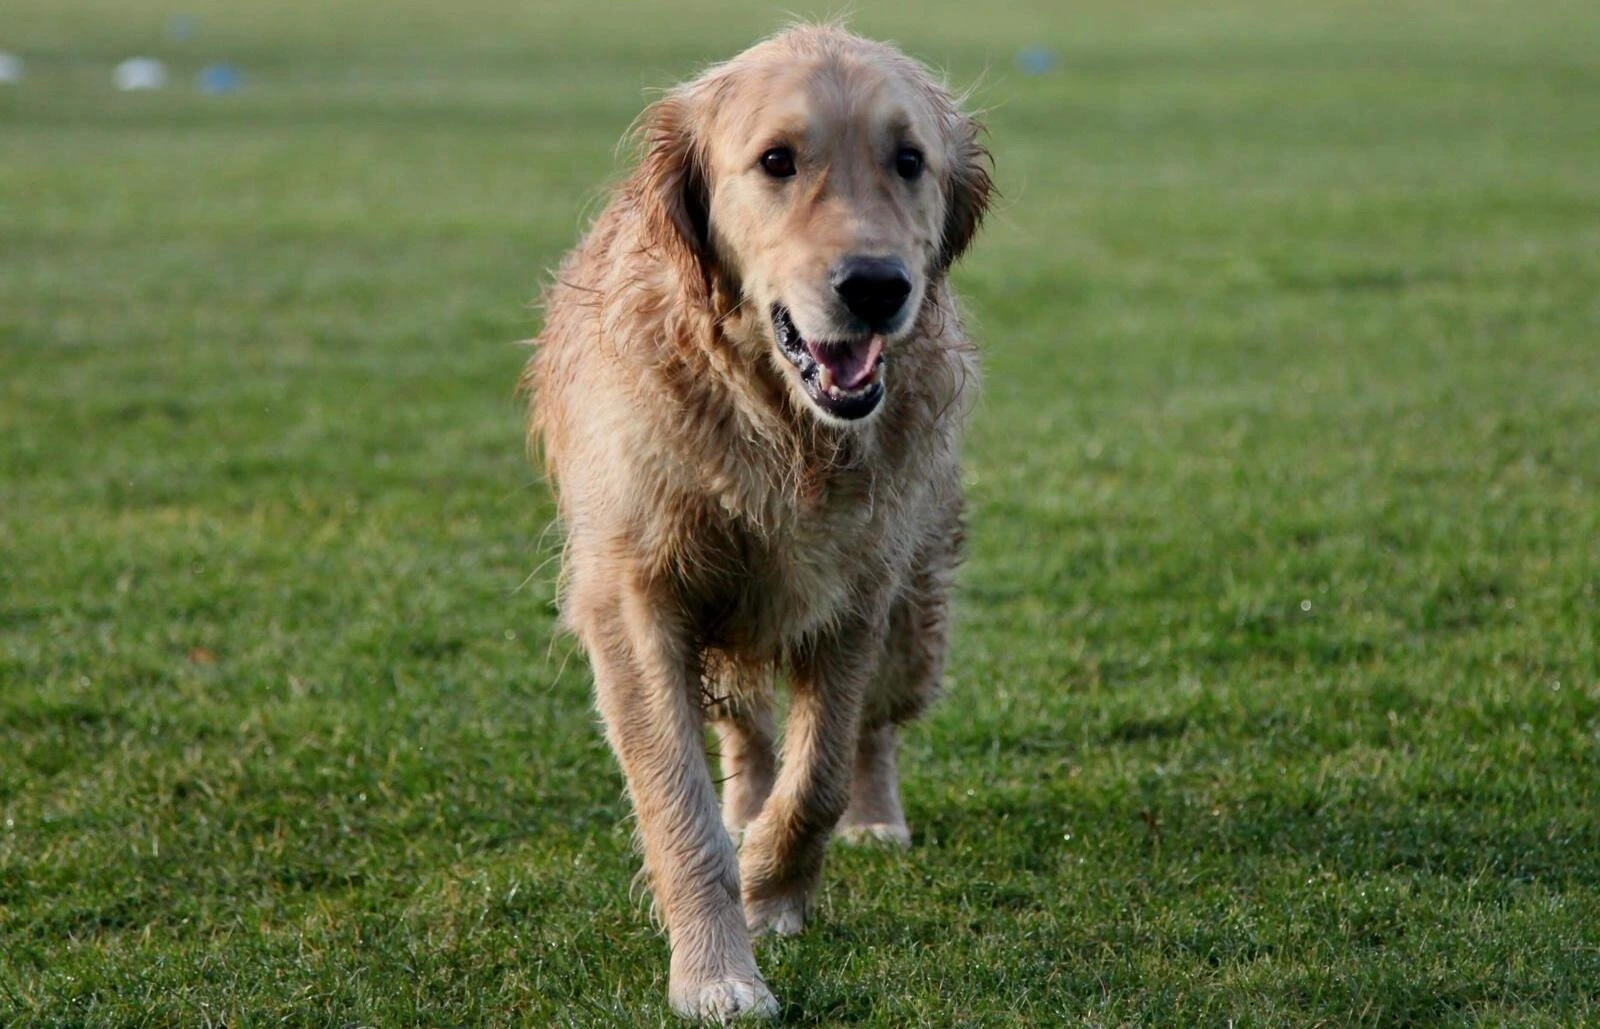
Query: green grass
3 0 1599 1023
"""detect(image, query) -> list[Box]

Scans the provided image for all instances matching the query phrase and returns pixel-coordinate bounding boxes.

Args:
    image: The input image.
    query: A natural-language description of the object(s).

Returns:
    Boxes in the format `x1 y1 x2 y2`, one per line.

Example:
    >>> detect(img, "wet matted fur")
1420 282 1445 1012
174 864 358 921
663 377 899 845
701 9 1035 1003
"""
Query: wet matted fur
521 24 991 1021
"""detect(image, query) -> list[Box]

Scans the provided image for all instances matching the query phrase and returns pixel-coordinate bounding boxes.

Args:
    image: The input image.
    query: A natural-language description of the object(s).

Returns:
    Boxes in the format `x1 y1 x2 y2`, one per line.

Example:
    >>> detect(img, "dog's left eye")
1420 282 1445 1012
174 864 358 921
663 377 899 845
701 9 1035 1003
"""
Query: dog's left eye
760 147 797 178
895 146 924 180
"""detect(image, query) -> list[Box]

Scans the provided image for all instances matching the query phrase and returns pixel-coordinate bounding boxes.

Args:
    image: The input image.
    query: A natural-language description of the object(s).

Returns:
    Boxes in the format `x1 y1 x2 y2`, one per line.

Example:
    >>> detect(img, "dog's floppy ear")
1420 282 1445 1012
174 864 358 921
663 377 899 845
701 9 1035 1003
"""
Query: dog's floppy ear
938 114 993 271
632 92 714 303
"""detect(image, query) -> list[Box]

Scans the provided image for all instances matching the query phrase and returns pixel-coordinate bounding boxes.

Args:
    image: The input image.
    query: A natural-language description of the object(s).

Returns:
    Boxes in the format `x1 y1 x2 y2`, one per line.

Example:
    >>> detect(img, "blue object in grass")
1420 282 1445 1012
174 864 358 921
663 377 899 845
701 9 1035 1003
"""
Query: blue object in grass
197 63 242 94
1017 45 1056 77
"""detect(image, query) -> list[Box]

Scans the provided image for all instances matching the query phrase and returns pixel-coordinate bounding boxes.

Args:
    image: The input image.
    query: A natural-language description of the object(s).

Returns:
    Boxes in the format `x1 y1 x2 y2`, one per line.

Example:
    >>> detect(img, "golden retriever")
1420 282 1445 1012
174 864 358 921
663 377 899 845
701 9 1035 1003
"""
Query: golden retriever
522 24 990 1021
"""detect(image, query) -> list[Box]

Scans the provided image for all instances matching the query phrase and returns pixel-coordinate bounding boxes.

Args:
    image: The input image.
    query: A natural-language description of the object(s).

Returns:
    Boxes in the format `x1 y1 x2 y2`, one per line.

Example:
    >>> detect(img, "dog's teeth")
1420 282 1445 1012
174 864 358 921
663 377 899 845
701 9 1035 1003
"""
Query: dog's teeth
819 366 835 392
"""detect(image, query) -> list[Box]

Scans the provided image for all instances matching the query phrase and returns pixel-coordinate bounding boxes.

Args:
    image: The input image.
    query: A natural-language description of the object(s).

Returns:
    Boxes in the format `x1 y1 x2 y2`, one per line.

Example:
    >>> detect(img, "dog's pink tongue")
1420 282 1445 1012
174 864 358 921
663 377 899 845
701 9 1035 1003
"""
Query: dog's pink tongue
810 335 884 389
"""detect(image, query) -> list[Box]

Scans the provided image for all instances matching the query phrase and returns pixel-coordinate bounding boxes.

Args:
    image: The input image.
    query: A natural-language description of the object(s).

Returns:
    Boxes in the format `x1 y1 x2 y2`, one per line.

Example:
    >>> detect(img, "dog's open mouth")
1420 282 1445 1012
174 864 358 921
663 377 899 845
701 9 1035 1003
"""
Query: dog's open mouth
771 305 885 420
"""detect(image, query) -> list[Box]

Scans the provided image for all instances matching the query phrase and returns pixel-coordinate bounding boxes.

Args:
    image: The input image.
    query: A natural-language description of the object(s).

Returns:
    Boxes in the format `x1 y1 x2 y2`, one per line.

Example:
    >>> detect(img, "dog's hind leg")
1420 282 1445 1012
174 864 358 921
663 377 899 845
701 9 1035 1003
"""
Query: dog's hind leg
840 723 914 848
840 521 961 848
707 663 777 840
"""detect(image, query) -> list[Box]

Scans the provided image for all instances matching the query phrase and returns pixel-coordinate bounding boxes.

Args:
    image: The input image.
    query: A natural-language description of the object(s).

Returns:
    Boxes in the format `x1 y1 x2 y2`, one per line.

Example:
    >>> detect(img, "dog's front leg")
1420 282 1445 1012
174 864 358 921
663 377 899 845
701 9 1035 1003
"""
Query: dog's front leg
739 612 884 936
582 593 777 1022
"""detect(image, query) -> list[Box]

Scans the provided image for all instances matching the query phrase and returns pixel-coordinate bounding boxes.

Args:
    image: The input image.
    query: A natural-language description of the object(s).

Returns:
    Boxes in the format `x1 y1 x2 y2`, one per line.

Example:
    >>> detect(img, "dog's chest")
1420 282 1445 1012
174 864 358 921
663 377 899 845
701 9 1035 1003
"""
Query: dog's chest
696 471 905 654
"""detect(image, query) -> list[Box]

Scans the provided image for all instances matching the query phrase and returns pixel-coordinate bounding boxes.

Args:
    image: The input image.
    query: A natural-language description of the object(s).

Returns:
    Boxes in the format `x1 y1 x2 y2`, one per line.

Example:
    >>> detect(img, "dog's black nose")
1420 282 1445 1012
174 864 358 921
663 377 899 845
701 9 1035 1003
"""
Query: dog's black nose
832 257 912 332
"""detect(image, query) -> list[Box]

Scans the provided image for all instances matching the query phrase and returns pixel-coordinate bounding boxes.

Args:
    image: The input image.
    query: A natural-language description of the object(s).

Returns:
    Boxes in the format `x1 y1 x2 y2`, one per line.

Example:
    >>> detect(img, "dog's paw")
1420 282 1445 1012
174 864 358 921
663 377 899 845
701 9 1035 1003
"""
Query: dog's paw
669 977 779 1023
745 890 808 937
836 820 911 848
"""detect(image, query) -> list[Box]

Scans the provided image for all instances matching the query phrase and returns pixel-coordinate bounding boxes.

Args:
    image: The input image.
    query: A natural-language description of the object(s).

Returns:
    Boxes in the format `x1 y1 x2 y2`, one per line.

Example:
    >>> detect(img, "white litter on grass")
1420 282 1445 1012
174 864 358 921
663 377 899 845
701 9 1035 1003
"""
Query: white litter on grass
114 57 168 91
0 52 23 85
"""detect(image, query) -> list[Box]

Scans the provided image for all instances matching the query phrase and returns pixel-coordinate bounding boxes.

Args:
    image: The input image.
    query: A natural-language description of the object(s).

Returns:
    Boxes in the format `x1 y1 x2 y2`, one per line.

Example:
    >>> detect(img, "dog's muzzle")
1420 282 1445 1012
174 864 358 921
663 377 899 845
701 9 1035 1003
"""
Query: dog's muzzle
771 304 886 420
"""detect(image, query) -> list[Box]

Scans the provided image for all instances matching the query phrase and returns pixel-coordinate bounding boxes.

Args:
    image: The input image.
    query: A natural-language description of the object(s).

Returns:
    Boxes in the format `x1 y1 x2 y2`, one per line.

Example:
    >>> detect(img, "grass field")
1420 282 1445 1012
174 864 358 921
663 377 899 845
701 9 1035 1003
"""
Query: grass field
4 0 1599 1024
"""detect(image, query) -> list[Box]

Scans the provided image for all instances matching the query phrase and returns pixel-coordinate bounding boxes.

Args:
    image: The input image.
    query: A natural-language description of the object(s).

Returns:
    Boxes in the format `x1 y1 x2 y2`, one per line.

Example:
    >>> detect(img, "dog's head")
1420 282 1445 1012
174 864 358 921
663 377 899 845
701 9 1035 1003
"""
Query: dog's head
630 25 991 425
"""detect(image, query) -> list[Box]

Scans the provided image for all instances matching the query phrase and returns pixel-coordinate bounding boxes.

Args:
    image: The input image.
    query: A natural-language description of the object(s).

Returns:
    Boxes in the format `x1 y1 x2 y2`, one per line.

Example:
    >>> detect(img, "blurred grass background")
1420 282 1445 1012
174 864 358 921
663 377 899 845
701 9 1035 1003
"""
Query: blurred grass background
2 0 1599 1024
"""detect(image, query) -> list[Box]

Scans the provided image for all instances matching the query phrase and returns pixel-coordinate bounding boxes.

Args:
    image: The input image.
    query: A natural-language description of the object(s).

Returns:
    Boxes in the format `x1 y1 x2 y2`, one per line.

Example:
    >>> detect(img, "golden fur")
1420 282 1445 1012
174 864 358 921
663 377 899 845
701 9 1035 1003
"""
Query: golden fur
521 24 990 1021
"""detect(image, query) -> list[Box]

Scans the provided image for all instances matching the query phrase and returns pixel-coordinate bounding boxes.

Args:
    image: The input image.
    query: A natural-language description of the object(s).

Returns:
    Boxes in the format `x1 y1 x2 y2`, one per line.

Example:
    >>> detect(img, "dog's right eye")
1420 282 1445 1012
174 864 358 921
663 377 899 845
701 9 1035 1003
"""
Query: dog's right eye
759 147 797 178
